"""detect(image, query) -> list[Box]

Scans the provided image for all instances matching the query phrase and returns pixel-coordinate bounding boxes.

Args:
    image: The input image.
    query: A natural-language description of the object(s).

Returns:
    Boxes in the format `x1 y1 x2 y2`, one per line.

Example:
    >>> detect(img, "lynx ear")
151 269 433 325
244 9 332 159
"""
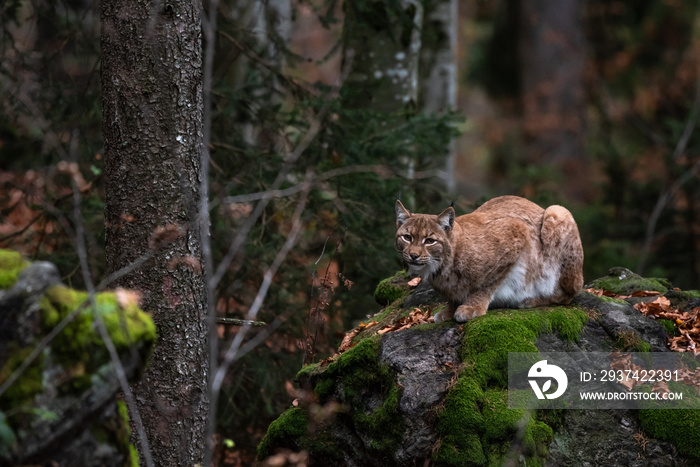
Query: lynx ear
437 206 455 232
396 200 411 228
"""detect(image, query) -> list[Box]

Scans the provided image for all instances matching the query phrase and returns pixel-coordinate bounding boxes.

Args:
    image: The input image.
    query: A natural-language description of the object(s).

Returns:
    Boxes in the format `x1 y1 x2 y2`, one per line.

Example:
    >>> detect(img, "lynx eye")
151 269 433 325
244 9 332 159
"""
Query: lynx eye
401 234 413 243
423 238 437 246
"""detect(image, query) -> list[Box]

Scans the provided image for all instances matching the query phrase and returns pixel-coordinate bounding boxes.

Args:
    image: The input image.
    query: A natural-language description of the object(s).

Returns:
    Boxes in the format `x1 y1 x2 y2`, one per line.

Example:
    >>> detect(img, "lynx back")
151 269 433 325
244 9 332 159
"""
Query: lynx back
395 196 584 322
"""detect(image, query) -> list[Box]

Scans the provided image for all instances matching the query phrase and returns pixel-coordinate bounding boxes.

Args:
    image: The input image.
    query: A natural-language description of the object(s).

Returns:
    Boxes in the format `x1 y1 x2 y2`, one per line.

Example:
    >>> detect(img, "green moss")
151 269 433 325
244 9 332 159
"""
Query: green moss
37 285 156 395
257 407 309 459
270 334 404 460
614 330 651 352
524 420 554 459
373 270 409 306
96 292 156 350
590 294 628 305
668 289 700 300
638 409 700 462
354 383 403 454
117 400 139 467
296 361 323 381
588 268 669 295
322 336 390 400
434 306 588 466
314 378 336 400
41 285 156 367
658 319 680 337
117 400 130 437
0 344 44 409
0 249 29 289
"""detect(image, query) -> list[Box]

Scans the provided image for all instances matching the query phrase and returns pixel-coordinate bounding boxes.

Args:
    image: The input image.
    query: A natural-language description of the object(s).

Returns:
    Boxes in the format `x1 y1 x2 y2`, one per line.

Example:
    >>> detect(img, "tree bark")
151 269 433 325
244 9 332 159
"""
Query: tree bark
101 1 208 465
419 0 458 193
518 0 589 201
342 0 423 112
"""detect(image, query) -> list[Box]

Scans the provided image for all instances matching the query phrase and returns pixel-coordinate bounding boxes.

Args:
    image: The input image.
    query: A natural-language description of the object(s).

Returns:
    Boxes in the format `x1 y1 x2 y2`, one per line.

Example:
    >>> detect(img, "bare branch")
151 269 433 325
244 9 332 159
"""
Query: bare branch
222 165 447 206
209 51 354 291
215 317 266 326
201 1 220 465
0 300 88 398
66 144 155 467
212 176 311 397
672 79 700 161
637 160 700 274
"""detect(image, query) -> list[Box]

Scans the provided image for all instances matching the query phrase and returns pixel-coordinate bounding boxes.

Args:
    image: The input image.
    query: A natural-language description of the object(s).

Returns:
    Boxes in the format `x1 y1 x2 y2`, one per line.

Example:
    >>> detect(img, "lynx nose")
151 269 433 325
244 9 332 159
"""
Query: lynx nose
409 253 420 261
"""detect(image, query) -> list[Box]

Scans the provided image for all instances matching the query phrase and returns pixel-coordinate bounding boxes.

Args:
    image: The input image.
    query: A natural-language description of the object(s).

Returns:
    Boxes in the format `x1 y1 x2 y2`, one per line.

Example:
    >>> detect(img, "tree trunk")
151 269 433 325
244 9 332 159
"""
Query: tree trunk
518 0 589 201
342 0 423 112
101 1 208 465
341 0 423 208
419 0 458 193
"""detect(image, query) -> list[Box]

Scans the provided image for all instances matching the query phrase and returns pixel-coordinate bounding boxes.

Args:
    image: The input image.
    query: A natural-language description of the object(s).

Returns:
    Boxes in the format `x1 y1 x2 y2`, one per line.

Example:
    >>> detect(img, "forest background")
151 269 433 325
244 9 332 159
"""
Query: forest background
1 0 699 464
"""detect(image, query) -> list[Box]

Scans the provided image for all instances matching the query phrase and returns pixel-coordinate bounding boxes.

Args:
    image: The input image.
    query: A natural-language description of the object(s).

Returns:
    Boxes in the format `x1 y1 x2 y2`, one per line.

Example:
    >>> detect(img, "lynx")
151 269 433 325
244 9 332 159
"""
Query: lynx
395 196 584 322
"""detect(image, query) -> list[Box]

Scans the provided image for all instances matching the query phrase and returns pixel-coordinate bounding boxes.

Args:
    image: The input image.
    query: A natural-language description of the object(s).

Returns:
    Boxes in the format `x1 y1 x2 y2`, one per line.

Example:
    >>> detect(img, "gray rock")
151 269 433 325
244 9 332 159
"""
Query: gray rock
261 271 699 466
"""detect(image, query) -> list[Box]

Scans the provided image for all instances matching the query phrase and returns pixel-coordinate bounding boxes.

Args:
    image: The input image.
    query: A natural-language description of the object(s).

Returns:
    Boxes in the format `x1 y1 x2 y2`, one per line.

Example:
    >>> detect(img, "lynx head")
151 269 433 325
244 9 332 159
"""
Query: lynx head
395 200 454 278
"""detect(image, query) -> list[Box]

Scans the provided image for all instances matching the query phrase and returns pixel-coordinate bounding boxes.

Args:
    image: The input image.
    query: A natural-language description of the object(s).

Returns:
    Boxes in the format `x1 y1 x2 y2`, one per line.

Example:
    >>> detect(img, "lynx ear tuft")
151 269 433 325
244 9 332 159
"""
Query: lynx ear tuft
437 206 455 232
396 200 411 228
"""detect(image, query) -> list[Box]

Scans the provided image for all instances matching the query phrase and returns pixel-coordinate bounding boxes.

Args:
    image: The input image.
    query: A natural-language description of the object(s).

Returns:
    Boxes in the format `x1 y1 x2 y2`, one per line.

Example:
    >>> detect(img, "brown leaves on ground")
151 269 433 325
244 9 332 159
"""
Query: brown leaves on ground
323 308 434 367
586 288 661 299
587 288 700 354
376 307 432 334
337 320 379 353
609 351 700 395
634 296 700 354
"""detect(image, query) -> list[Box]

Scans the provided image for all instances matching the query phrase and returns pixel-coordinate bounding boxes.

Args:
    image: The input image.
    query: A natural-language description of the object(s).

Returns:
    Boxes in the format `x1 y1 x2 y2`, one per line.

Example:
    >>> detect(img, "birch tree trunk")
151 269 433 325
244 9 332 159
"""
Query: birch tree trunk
342 0 423 112
224 0 292 146
419 0 458 193
101 1 208 465
518 0 589 201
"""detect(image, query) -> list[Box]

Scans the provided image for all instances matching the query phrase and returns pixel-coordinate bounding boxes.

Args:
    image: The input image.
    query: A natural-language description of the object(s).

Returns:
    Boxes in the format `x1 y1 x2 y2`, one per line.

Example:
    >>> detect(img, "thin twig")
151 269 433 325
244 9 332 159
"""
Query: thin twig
215 317 266 326
672 79 700 161
67 135 155 467
637 160 700 273
211 177 311 398
209 50 354 292
0 300 88 398
222 165 446 205
201 1 220 465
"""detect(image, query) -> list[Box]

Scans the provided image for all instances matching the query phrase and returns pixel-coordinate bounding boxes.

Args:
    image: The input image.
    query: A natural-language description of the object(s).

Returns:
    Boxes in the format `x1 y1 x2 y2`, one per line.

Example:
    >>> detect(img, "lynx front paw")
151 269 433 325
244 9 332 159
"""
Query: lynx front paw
454 305 487 322
432 306 455 323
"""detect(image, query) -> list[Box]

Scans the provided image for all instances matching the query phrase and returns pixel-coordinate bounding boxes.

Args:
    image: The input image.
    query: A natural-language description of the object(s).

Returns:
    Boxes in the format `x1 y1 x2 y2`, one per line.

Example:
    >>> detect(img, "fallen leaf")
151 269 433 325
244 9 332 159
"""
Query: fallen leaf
407 277 422 287
338 329 360 353
115 287 142 308
630 290 661 297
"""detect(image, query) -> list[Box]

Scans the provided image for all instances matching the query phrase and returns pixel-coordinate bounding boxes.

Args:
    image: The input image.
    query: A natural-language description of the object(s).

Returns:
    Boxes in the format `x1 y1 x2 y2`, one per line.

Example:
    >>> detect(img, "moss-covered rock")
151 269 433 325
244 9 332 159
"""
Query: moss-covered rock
272 335 406 463
587 267 670 295
257 407 310 459
373 270 409 306
0 251 155 466
261 269 700 466
40 285 155 372
638 409 700 462
434 306 587 466
0 249 29 289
